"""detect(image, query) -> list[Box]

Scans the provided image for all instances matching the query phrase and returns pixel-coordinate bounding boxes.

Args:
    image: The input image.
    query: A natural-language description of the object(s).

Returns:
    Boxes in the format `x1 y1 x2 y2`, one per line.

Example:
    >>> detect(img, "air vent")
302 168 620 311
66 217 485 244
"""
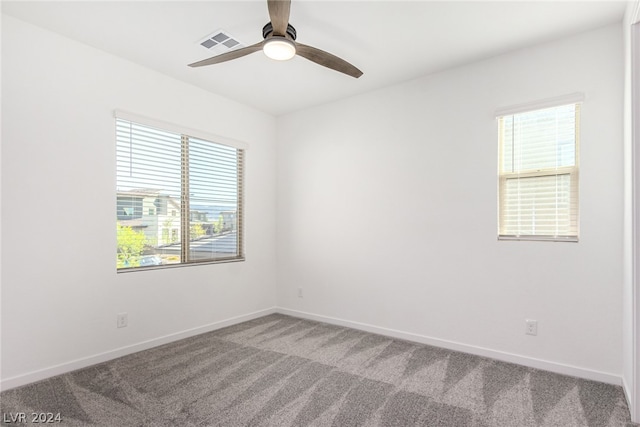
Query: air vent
198 30 244 54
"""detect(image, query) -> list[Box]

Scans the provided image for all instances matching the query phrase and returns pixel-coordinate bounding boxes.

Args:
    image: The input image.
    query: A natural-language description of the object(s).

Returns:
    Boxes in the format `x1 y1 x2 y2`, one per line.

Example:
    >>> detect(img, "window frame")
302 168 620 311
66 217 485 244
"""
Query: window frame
496 95 583 242
115 111 247 272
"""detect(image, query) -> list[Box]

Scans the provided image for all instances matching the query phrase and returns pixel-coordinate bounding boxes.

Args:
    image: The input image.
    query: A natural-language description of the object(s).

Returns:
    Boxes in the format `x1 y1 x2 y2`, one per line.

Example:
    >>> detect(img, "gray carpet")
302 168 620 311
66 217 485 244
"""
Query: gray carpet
1 313 637 426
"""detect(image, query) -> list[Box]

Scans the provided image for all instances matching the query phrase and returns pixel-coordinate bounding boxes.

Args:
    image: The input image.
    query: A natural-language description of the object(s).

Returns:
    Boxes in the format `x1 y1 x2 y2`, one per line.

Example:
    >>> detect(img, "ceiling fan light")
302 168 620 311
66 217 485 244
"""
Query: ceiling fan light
263 37 296 61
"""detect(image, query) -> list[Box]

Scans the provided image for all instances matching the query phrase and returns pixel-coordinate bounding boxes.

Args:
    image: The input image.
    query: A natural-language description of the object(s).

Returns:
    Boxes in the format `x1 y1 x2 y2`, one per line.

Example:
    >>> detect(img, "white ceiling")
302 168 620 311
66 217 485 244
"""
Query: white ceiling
2 1 627 116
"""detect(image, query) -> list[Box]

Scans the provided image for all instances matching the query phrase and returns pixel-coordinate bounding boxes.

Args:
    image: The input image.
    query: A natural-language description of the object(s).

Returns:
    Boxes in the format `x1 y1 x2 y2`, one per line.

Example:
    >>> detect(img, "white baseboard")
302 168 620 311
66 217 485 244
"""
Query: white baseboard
0 307 277 392
276 307 623 386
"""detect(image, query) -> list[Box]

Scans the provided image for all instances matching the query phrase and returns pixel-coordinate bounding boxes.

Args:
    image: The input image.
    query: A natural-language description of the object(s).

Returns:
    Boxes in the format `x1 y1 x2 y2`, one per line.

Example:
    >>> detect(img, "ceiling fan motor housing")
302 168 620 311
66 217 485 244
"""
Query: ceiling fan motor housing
262 22 297 40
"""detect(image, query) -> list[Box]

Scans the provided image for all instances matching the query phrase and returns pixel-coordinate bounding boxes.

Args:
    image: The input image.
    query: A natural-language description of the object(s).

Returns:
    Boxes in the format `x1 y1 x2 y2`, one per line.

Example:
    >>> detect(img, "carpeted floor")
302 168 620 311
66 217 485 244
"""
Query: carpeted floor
1 313 637 426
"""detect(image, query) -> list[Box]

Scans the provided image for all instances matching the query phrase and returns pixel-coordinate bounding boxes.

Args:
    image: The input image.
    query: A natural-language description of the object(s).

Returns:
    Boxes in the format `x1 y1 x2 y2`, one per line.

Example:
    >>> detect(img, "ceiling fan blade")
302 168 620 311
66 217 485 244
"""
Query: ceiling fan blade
188 42 263 67
267 0 291 36
296 43 363 78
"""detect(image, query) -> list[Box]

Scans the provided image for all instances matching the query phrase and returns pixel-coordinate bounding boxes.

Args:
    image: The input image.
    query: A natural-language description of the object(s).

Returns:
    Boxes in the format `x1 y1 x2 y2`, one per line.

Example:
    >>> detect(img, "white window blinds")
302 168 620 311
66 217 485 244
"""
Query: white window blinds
497 101 580 241
116 116 244 270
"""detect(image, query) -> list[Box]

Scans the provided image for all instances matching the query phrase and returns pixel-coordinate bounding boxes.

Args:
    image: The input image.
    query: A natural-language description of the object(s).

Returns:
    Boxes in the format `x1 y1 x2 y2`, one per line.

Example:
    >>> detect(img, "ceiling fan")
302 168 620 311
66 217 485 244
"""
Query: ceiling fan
188 0 363 78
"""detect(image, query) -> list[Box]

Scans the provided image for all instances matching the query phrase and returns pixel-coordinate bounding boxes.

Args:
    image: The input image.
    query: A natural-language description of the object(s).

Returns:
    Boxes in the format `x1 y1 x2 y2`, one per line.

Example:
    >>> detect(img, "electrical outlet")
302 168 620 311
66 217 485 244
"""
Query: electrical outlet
117 312 128 328
525 319 538 336
298 287 303 298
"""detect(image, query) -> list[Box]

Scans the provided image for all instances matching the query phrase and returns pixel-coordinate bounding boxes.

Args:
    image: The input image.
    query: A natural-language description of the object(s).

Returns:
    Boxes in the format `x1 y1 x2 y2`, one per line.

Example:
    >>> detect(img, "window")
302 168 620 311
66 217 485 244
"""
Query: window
116 113 245 270
497 96 582 241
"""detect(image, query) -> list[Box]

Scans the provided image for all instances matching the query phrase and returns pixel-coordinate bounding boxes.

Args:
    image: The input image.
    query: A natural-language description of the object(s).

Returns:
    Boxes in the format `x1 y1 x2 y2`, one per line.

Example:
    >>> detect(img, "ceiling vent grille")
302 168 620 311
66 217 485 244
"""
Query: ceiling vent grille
198 30 243 54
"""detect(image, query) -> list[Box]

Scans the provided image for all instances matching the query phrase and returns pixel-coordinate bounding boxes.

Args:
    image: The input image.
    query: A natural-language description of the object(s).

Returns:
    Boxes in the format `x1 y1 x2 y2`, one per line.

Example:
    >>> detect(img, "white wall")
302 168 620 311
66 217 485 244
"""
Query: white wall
277 24 624 381
1 15 278 388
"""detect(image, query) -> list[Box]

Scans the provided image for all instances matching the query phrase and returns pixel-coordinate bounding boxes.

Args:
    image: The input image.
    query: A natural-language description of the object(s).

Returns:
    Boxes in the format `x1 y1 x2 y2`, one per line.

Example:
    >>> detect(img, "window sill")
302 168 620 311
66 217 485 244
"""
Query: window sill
117 256 246 273
498 235 578 243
